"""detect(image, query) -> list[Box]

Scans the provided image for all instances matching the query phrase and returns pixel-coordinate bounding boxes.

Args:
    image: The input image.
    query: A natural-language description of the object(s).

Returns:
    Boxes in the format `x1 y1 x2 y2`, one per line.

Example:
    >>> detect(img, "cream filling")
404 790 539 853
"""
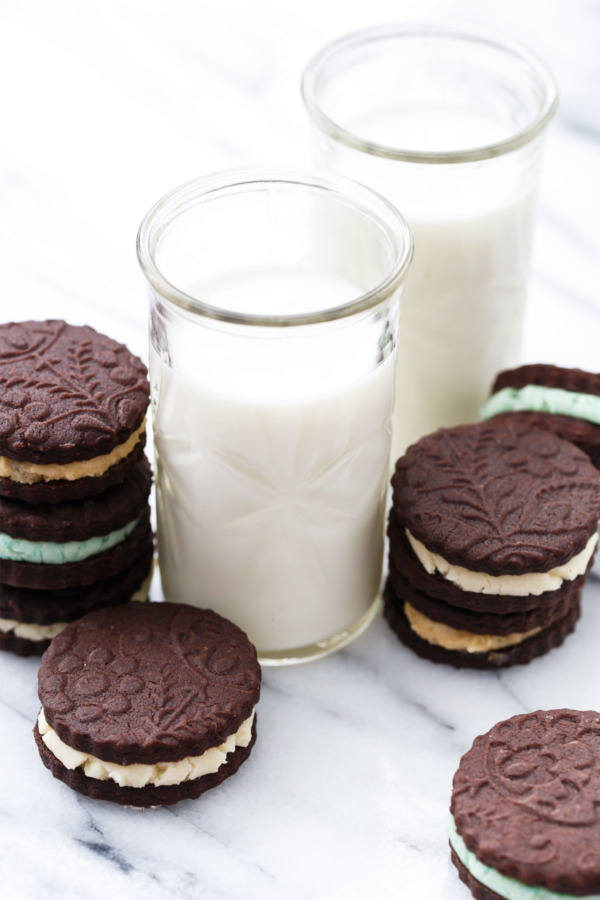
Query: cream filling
404 602 540 653
0 571 152 641
38 708 255 787
407 530 597 597
447 814 600 900
0 422 145 484
0 619 68 641
480 384 600 426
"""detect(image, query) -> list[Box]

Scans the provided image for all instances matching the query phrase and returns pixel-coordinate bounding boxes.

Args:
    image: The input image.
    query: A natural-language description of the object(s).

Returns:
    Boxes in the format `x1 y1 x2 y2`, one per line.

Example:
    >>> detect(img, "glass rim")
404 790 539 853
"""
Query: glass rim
136 165 413 327
301 23 559 165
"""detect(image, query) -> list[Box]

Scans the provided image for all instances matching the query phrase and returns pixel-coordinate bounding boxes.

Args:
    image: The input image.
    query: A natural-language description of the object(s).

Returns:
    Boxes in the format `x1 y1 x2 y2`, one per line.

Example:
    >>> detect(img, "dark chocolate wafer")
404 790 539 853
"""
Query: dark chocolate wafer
383 583 580 669
386 554 582 635
487 411 600 470
450 709 600 895
0 456 151 542
0 543 153 625
493 363 600 395
392 420 600 575
483 364 600 469
0 320 149 464
35 603 261 808
449 848 504 900
0 432 147 504
1 509 152 590
387 516 589 616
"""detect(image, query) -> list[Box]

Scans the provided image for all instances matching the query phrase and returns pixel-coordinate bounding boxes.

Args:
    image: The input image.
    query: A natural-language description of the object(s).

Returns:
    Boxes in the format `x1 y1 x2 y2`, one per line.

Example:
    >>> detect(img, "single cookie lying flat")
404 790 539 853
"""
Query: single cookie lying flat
35 603 261 807
0 320 149 503
449 709 600 898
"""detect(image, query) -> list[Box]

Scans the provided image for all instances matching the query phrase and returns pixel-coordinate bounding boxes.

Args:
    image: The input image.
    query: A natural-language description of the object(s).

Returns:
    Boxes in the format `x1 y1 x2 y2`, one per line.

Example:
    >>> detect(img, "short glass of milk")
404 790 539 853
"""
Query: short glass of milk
302 25 558 460
137 168 413 664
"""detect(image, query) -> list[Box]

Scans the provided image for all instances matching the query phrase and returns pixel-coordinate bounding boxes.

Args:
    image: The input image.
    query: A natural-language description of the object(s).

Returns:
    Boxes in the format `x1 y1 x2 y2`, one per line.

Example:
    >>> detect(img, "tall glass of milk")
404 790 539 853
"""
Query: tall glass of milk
302 25 558 461
137 168 412 664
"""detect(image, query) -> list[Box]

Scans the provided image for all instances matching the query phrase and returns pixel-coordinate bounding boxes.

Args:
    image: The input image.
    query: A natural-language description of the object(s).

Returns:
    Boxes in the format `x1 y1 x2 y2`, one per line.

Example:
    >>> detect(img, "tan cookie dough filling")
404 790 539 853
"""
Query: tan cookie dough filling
404 602 541 653
406 529 597 596
0 570 152 642
38 708 255 787
0 422 145 485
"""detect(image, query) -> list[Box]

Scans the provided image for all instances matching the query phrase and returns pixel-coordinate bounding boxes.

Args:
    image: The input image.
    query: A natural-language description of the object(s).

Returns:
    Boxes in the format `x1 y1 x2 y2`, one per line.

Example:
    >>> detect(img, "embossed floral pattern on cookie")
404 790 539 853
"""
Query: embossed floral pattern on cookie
39 603 261 765
392 420 600 574
0 320 149 463
451 709 600 895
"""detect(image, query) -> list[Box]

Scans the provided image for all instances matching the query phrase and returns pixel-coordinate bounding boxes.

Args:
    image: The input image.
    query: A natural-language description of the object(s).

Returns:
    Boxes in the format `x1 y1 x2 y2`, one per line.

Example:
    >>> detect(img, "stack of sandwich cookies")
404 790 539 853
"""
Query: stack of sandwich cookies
0 320 153 656
481 364 600 469
35 603 261 808
384 420 600 668
449 709 600 899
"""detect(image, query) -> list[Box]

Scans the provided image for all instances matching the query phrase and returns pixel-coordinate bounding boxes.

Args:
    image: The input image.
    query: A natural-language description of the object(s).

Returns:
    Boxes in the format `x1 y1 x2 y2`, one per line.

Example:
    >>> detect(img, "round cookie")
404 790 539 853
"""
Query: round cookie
392 420 600 575
0 320 149 502
449 709 600 897
482 364 600 470
35 603 261 807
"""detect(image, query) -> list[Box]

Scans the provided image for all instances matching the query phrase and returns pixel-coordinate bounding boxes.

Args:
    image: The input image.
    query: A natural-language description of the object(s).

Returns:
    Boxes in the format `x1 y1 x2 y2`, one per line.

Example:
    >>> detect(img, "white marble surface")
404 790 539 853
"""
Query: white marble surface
2 1 600 898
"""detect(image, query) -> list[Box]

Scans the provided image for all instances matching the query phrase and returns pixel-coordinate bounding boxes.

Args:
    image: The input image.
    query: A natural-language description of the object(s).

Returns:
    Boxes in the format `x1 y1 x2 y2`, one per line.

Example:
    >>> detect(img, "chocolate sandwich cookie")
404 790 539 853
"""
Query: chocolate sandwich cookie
449 709 600 899
384 420 600 667
481 364 600 469
384 582 581 670
0 456 152 591
387 515 590 617
0 320 149 503
35 603 261 807
0 543 154 657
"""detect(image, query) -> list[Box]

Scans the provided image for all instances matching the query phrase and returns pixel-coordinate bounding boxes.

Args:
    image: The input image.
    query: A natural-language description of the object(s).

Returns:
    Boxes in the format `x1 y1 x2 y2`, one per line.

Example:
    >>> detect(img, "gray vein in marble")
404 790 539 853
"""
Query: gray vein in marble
561 115 600 142
493 672 531 715
75 806 146 878
0 696 34 724
343 640 461 735
164 805 279 885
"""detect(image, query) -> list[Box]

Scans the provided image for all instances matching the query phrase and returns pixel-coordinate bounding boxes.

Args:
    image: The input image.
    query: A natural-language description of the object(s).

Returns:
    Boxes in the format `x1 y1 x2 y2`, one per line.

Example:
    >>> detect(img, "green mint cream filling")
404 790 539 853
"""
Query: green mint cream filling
480 385 600 425
0 517 140 564
447 814 600 900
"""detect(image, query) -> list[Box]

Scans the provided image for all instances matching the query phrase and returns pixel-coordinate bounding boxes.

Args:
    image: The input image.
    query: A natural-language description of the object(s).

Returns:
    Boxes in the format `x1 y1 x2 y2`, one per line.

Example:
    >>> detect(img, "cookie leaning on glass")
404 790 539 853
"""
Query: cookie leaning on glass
0 320 153 656
384 419 600 667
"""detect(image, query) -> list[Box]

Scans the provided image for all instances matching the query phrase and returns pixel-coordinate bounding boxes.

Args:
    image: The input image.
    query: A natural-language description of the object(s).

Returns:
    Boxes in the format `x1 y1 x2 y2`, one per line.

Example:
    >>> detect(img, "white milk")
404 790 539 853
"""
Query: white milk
150 266 394 652
392 199 534 458
332 106 539 459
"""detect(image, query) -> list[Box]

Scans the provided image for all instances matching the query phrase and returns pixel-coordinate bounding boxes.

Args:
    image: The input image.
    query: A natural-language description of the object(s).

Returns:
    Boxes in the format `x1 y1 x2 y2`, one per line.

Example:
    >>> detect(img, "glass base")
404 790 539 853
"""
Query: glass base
258 594 381 666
